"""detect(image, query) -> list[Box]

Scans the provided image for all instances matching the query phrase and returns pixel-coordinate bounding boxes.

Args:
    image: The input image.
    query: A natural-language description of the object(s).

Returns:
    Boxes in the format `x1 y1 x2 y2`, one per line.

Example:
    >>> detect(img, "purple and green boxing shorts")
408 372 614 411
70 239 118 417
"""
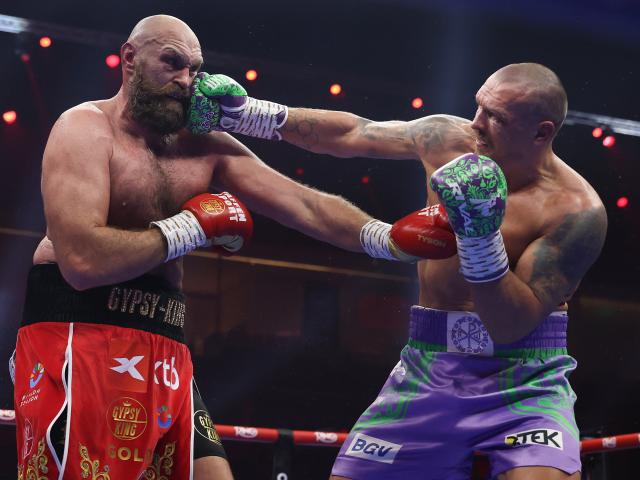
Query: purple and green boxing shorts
332 306 581 479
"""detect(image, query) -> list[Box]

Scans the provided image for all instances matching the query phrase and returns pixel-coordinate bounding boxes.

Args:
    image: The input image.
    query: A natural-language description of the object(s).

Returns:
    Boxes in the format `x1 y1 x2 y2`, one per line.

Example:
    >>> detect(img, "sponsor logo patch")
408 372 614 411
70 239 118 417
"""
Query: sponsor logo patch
156 405 172 429
194 410 222 444
154 357 180 391
345 433 402 464
505 429 564 450
449 315 492 355
29 362 44 389
108 339 150 393
107 397 148 441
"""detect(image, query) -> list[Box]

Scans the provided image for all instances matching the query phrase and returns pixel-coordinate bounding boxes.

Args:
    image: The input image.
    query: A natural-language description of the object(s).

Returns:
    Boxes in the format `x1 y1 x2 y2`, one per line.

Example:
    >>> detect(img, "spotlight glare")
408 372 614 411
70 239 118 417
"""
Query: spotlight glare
105 54 120 68
3 110 17 125
616 197 629 208
20 53 30 63
245 69 258 81
361 175 370 184
39 37 52 48
329 83 342 96
412 97 424 109
602 135 616 148
295 167 304 176
591 127 603 138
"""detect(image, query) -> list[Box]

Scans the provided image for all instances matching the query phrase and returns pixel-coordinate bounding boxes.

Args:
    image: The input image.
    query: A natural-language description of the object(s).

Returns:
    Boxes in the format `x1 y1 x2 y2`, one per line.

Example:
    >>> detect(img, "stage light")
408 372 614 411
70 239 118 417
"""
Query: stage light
20 53 30 63
616 197 629 208
105 54 120 69
361 175 370 184
329 84 342 96
412 97 424 109
39 37 52 48
602 135 616 148
245 69 258 81
295 167 304 176
3 111 17 125
591 127 603 138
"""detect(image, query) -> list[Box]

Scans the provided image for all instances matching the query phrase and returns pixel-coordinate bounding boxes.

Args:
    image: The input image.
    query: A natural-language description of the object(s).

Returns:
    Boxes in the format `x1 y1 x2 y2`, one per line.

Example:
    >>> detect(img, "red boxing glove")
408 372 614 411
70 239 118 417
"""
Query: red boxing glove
182 192 253 254
151 192 253 262
389 204 456 260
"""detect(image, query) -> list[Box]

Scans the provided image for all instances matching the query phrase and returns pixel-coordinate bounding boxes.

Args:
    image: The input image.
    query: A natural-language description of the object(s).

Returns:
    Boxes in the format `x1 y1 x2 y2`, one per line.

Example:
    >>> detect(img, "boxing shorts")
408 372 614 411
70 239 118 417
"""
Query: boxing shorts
14 264 226 479
332 306 580 479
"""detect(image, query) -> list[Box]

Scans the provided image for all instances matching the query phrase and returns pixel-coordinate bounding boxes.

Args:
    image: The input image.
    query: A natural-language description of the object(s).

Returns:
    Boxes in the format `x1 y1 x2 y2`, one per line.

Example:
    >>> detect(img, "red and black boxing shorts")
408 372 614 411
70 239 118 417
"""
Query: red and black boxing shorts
14 264 226 479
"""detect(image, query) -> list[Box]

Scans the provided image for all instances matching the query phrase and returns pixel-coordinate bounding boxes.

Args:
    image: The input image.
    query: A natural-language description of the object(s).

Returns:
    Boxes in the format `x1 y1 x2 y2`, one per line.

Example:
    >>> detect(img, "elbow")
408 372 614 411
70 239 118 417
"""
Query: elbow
58 254 100 291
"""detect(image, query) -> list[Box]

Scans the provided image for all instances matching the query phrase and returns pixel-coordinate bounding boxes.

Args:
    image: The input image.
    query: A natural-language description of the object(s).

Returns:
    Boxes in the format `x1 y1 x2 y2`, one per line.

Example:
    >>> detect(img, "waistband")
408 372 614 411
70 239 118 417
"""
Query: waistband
408 306 568 358
21 264 186 343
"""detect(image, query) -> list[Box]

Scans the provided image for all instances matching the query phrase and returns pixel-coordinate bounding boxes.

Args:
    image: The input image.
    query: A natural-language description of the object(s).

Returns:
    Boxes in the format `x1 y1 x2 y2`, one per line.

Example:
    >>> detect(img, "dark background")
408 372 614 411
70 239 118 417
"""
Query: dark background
0 0 638 478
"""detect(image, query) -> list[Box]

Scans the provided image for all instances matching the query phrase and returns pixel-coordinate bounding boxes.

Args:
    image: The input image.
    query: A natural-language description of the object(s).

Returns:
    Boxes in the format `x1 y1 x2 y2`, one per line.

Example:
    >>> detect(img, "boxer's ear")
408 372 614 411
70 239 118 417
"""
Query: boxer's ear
534 120 555 144
121 42 136 75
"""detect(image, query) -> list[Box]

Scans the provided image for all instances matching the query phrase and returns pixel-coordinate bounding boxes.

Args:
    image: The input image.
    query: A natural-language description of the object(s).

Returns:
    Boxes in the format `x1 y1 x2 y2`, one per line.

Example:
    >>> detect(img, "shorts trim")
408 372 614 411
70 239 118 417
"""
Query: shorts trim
189 379 194 479
47 322 73 478
407 338 568 359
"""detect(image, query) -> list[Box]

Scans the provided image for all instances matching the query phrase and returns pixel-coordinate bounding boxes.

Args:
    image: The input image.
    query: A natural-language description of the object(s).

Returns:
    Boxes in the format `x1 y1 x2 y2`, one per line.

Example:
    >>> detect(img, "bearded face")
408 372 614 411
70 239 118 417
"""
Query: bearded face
127 61 190 135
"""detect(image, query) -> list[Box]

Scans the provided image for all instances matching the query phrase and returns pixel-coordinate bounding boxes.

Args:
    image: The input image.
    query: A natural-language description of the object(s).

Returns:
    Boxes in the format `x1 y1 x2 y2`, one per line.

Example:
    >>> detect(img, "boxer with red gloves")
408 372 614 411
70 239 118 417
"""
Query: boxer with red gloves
15 15 460 480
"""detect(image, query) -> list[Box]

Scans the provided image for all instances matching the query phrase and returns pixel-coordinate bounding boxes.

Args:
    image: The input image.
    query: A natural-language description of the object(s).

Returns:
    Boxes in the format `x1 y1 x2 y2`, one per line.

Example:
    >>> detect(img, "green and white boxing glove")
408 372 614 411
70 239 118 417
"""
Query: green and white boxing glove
187 72 288 140
430 153 509 283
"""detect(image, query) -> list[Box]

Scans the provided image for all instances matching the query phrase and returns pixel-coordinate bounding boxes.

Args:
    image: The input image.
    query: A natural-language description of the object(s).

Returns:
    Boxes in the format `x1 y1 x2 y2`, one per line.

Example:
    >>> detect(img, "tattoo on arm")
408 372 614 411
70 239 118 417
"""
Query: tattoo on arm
409 115 474 156
528 206 608 305
282 109 321 150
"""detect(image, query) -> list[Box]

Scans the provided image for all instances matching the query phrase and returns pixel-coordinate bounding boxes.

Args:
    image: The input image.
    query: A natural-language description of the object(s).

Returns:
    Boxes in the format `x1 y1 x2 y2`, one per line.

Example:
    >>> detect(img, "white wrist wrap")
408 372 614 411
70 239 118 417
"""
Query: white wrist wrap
224 97 288 140
151 210 207 262
456 230 509 283
360 220 396 261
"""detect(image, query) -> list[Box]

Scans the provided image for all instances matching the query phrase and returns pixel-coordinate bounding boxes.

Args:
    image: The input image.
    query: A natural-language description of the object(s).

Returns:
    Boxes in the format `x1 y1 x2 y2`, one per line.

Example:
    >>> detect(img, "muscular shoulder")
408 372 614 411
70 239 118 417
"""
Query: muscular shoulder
542 162 607 236
408 115 475 167
53 102 115 147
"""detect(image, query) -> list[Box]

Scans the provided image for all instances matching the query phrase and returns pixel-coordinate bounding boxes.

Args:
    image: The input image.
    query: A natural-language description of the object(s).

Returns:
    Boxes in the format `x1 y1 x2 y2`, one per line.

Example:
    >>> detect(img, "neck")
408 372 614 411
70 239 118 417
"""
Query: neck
499 147 556 192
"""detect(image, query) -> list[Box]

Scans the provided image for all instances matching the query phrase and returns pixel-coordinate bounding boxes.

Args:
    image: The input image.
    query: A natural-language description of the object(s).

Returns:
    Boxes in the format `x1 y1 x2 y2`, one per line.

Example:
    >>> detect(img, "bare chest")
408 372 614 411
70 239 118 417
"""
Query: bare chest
108 140 215 228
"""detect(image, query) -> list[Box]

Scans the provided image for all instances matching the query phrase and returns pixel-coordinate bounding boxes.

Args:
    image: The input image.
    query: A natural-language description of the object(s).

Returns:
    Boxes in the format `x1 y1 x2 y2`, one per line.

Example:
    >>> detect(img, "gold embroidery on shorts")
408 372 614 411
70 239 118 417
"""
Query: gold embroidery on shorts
79 444 110 480
17 464 24 480
141 442 176 480
25 437 49 479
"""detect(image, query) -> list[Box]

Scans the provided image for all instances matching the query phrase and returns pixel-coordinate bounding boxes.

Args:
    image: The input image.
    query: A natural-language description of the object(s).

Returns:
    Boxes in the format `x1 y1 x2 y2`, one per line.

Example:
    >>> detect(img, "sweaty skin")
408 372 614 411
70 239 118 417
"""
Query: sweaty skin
34 14 374 480
275 63 605 480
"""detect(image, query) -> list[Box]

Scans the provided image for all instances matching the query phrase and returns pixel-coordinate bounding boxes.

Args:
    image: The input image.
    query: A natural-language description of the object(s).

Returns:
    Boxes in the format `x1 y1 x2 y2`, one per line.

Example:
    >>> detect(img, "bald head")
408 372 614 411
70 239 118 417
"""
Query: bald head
127 15 199 50
489 63 568 132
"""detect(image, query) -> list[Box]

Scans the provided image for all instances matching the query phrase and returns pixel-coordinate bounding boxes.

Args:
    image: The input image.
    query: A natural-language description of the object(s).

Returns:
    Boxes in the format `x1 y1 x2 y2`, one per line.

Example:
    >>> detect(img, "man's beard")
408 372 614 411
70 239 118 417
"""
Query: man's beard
127 66 190 135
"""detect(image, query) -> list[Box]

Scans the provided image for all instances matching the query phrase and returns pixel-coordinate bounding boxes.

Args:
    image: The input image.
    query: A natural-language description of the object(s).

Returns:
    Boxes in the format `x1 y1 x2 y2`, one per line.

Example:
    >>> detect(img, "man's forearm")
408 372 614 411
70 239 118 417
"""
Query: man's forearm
471 272 549 344
270 189 370 252
280 108 366 157
54 226 167 290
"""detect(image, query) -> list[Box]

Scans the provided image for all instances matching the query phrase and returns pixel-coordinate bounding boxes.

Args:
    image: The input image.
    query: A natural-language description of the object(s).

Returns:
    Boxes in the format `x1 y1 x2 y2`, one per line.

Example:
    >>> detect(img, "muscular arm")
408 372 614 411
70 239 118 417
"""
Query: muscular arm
43 106 166 290
470 204 608 343
280 109 472 161
212 135 371 251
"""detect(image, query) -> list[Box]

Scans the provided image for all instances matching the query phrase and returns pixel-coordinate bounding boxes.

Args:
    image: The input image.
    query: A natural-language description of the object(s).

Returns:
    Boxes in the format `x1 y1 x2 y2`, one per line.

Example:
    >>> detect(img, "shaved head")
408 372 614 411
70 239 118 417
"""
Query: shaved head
127 15 199 50
489 63 568 131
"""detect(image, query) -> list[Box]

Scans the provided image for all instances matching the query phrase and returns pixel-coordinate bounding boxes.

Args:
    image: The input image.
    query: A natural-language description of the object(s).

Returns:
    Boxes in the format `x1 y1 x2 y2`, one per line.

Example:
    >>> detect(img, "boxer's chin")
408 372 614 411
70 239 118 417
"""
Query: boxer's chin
130 97 187 135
